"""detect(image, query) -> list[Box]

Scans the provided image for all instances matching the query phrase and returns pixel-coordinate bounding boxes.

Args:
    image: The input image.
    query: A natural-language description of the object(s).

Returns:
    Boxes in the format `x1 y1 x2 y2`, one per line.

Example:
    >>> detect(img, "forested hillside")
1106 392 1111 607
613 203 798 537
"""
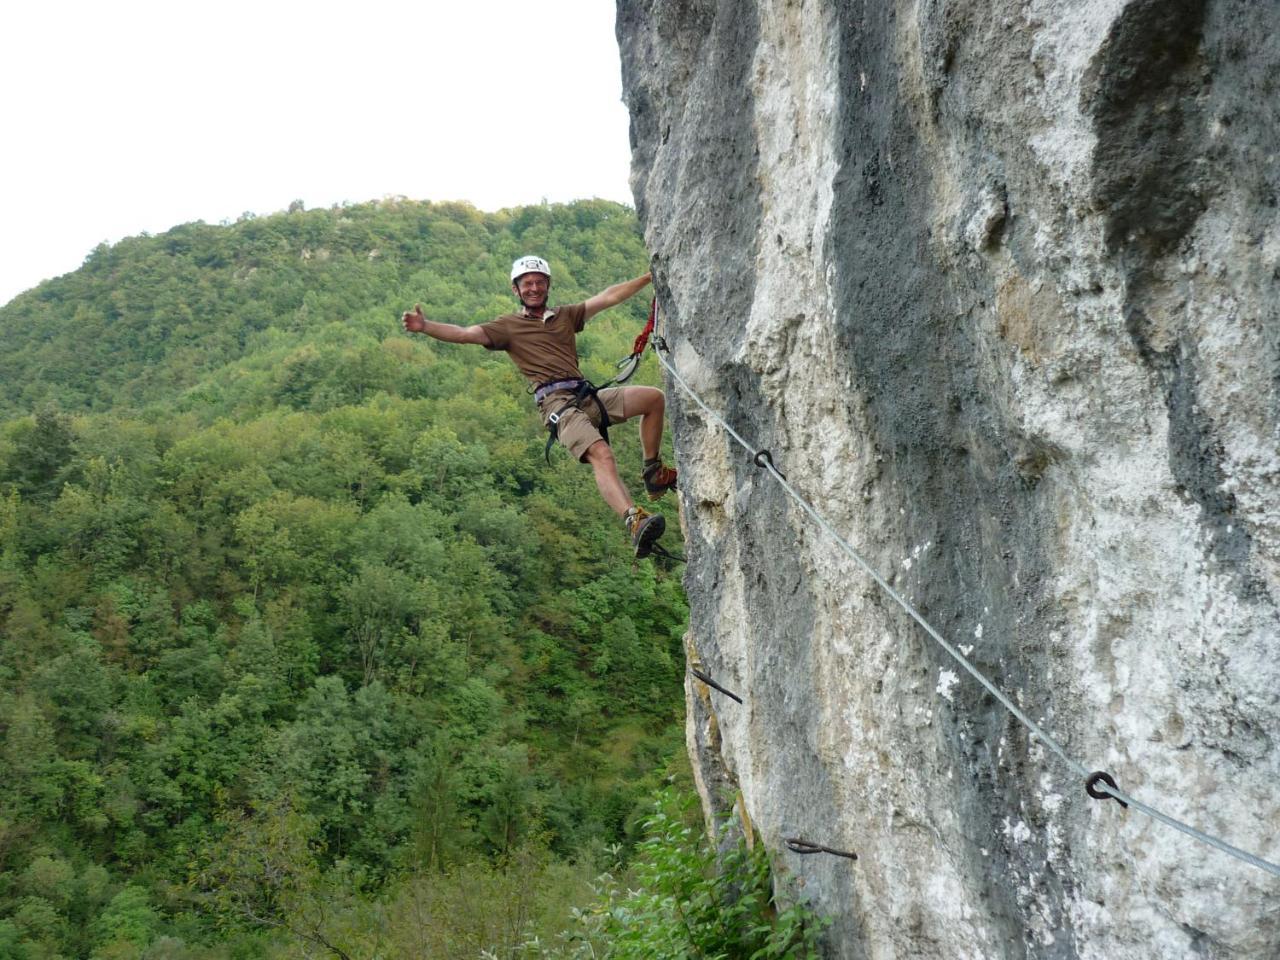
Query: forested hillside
0 199 649 416
0 200 697 958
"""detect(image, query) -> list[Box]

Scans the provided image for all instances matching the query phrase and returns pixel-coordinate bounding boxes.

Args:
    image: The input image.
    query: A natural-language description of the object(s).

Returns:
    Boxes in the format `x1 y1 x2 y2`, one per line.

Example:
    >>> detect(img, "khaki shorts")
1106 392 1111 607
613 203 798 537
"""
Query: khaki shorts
539 387 629 462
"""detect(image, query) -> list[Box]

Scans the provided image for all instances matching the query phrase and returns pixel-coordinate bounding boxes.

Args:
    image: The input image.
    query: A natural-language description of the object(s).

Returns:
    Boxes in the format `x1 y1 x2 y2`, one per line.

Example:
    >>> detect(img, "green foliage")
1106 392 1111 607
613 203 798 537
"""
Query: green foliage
187 788 824 960
91 885 161 952
541 790 828 960
1 408 77 500
382 842 598 959
0 200 687 957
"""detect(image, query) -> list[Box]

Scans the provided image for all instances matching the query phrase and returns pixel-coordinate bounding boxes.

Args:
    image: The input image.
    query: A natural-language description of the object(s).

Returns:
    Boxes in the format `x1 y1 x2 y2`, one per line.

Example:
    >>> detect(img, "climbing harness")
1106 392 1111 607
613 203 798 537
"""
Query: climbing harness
534 378 586 403
648 301 1280 880
538 299 661 464
540 379 612 465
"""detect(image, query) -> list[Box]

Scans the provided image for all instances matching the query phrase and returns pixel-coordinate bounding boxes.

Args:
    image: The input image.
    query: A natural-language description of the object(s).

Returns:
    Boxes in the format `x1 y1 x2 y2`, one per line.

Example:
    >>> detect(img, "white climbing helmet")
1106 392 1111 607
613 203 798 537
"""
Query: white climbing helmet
510 255 551 283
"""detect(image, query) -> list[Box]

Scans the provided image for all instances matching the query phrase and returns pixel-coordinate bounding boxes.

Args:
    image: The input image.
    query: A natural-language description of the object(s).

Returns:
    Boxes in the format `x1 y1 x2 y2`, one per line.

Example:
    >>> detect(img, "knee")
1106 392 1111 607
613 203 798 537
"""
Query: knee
584 441 615 467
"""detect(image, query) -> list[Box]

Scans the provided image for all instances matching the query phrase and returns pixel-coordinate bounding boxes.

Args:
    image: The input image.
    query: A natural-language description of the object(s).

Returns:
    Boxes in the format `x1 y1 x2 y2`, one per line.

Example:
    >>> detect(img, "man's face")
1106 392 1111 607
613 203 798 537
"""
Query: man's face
514 273 549 309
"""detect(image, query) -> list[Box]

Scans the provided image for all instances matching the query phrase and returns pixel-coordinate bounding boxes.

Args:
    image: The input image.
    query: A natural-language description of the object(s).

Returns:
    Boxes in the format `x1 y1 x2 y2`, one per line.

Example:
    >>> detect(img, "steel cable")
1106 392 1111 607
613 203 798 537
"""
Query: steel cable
651 339 1280 879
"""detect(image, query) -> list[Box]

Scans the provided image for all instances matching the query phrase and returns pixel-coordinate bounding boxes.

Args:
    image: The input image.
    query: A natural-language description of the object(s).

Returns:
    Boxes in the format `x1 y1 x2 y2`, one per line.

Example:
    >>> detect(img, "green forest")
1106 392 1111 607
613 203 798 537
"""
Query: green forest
0 200 822 959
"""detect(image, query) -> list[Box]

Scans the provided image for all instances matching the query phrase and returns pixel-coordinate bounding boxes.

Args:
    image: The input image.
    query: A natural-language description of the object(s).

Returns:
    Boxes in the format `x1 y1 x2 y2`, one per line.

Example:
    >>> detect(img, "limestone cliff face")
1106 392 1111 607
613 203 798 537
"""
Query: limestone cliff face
617 1 1280 957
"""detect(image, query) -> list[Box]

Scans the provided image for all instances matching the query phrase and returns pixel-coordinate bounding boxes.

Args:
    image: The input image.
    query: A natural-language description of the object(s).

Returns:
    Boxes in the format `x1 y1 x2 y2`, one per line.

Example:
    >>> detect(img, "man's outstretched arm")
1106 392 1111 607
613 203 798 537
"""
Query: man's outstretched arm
583 272 652 321
402 304 492 346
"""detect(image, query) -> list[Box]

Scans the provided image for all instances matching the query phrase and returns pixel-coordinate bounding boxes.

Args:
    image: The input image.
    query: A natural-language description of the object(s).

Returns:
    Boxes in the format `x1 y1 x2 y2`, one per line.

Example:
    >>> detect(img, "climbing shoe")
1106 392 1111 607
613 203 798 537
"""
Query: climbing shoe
625 505 666 558
642 459 678 501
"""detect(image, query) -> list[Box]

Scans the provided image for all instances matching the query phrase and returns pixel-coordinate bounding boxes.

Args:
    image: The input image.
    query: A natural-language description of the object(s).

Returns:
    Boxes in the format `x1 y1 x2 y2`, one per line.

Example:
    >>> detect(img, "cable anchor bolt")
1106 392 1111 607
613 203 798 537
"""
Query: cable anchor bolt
690 667 743 703
752 449 786 480
1085 770 1128 808
785 837 858 860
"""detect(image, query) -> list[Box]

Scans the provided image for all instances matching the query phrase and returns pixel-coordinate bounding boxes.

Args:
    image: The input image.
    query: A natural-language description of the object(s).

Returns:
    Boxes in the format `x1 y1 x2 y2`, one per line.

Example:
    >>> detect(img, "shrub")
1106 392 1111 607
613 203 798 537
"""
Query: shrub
534 789 827 960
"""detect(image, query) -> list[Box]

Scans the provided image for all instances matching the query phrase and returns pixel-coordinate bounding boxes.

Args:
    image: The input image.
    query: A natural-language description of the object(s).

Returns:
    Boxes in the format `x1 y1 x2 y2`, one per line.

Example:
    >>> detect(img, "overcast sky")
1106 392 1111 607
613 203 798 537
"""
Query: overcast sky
0 1 635 306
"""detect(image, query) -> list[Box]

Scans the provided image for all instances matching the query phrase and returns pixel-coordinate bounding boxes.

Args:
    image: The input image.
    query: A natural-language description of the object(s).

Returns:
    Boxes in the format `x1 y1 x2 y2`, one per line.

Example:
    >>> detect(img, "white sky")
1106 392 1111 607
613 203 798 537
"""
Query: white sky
0 1 635 307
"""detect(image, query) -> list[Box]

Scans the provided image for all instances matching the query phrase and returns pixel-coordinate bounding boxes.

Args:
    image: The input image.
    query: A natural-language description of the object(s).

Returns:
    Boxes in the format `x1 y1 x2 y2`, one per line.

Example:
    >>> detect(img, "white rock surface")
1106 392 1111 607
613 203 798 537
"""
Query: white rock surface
620 0 1280 956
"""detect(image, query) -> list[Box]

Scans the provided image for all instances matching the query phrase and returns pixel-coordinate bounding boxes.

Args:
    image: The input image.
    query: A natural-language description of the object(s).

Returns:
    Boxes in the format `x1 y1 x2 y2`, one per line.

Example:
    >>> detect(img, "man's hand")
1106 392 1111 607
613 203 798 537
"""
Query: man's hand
399 305 492 347
402 304 428 334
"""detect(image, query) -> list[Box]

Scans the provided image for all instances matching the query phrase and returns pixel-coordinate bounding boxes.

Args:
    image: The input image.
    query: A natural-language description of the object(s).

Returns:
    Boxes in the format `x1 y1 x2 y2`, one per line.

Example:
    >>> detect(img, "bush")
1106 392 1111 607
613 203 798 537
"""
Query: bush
536 789 827 960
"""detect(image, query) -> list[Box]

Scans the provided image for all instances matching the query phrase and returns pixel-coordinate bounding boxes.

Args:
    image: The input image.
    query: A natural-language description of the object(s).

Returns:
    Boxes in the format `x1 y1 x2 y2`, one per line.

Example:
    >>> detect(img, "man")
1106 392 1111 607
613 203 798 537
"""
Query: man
401 256 677 557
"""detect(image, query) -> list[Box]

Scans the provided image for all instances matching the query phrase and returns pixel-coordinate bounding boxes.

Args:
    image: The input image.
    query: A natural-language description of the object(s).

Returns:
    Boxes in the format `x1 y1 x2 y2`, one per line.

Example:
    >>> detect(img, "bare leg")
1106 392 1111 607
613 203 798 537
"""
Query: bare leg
583 441 633 516
622 386 666 461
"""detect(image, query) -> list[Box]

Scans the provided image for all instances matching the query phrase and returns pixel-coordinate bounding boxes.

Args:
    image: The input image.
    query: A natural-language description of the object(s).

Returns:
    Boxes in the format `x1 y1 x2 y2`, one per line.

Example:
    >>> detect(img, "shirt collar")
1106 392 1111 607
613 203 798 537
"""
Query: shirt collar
519 304 557 322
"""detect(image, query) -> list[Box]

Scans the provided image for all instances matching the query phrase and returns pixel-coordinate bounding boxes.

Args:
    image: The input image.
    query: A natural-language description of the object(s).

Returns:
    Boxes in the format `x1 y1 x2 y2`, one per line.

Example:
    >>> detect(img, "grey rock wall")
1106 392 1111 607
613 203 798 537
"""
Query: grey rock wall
617 1 1280 957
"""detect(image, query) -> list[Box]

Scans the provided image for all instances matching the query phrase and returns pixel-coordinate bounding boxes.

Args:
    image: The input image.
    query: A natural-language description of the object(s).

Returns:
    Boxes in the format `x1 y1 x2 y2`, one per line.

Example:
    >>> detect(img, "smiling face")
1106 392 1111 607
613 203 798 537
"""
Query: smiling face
513 272 550 310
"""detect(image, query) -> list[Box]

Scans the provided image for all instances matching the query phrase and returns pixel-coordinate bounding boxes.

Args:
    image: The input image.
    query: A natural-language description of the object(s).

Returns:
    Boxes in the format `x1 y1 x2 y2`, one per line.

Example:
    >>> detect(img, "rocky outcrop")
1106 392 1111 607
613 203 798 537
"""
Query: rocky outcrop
618 1 1280 957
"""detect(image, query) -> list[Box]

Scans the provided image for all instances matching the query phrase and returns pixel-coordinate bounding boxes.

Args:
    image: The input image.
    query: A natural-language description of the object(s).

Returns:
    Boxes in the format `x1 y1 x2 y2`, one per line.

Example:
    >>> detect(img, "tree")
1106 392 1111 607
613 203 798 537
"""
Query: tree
338 563 419 686
0 198 687 955
197 796 359 960
4 407 76 500
90 885 160 956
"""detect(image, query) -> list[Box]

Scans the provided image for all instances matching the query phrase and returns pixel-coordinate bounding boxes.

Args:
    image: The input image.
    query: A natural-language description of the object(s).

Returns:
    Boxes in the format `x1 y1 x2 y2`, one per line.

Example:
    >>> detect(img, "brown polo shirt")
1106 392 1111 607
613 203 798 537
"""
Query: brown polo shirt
480 302 588 388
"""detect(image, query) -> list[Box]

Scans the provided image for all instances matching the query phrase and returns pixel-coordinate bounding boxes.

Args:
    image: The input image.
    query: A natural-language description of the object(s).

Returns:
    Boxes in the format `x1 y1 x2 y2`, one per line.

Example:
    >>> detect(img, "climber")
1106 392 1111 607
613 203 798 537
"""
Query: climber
401 256 677 558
